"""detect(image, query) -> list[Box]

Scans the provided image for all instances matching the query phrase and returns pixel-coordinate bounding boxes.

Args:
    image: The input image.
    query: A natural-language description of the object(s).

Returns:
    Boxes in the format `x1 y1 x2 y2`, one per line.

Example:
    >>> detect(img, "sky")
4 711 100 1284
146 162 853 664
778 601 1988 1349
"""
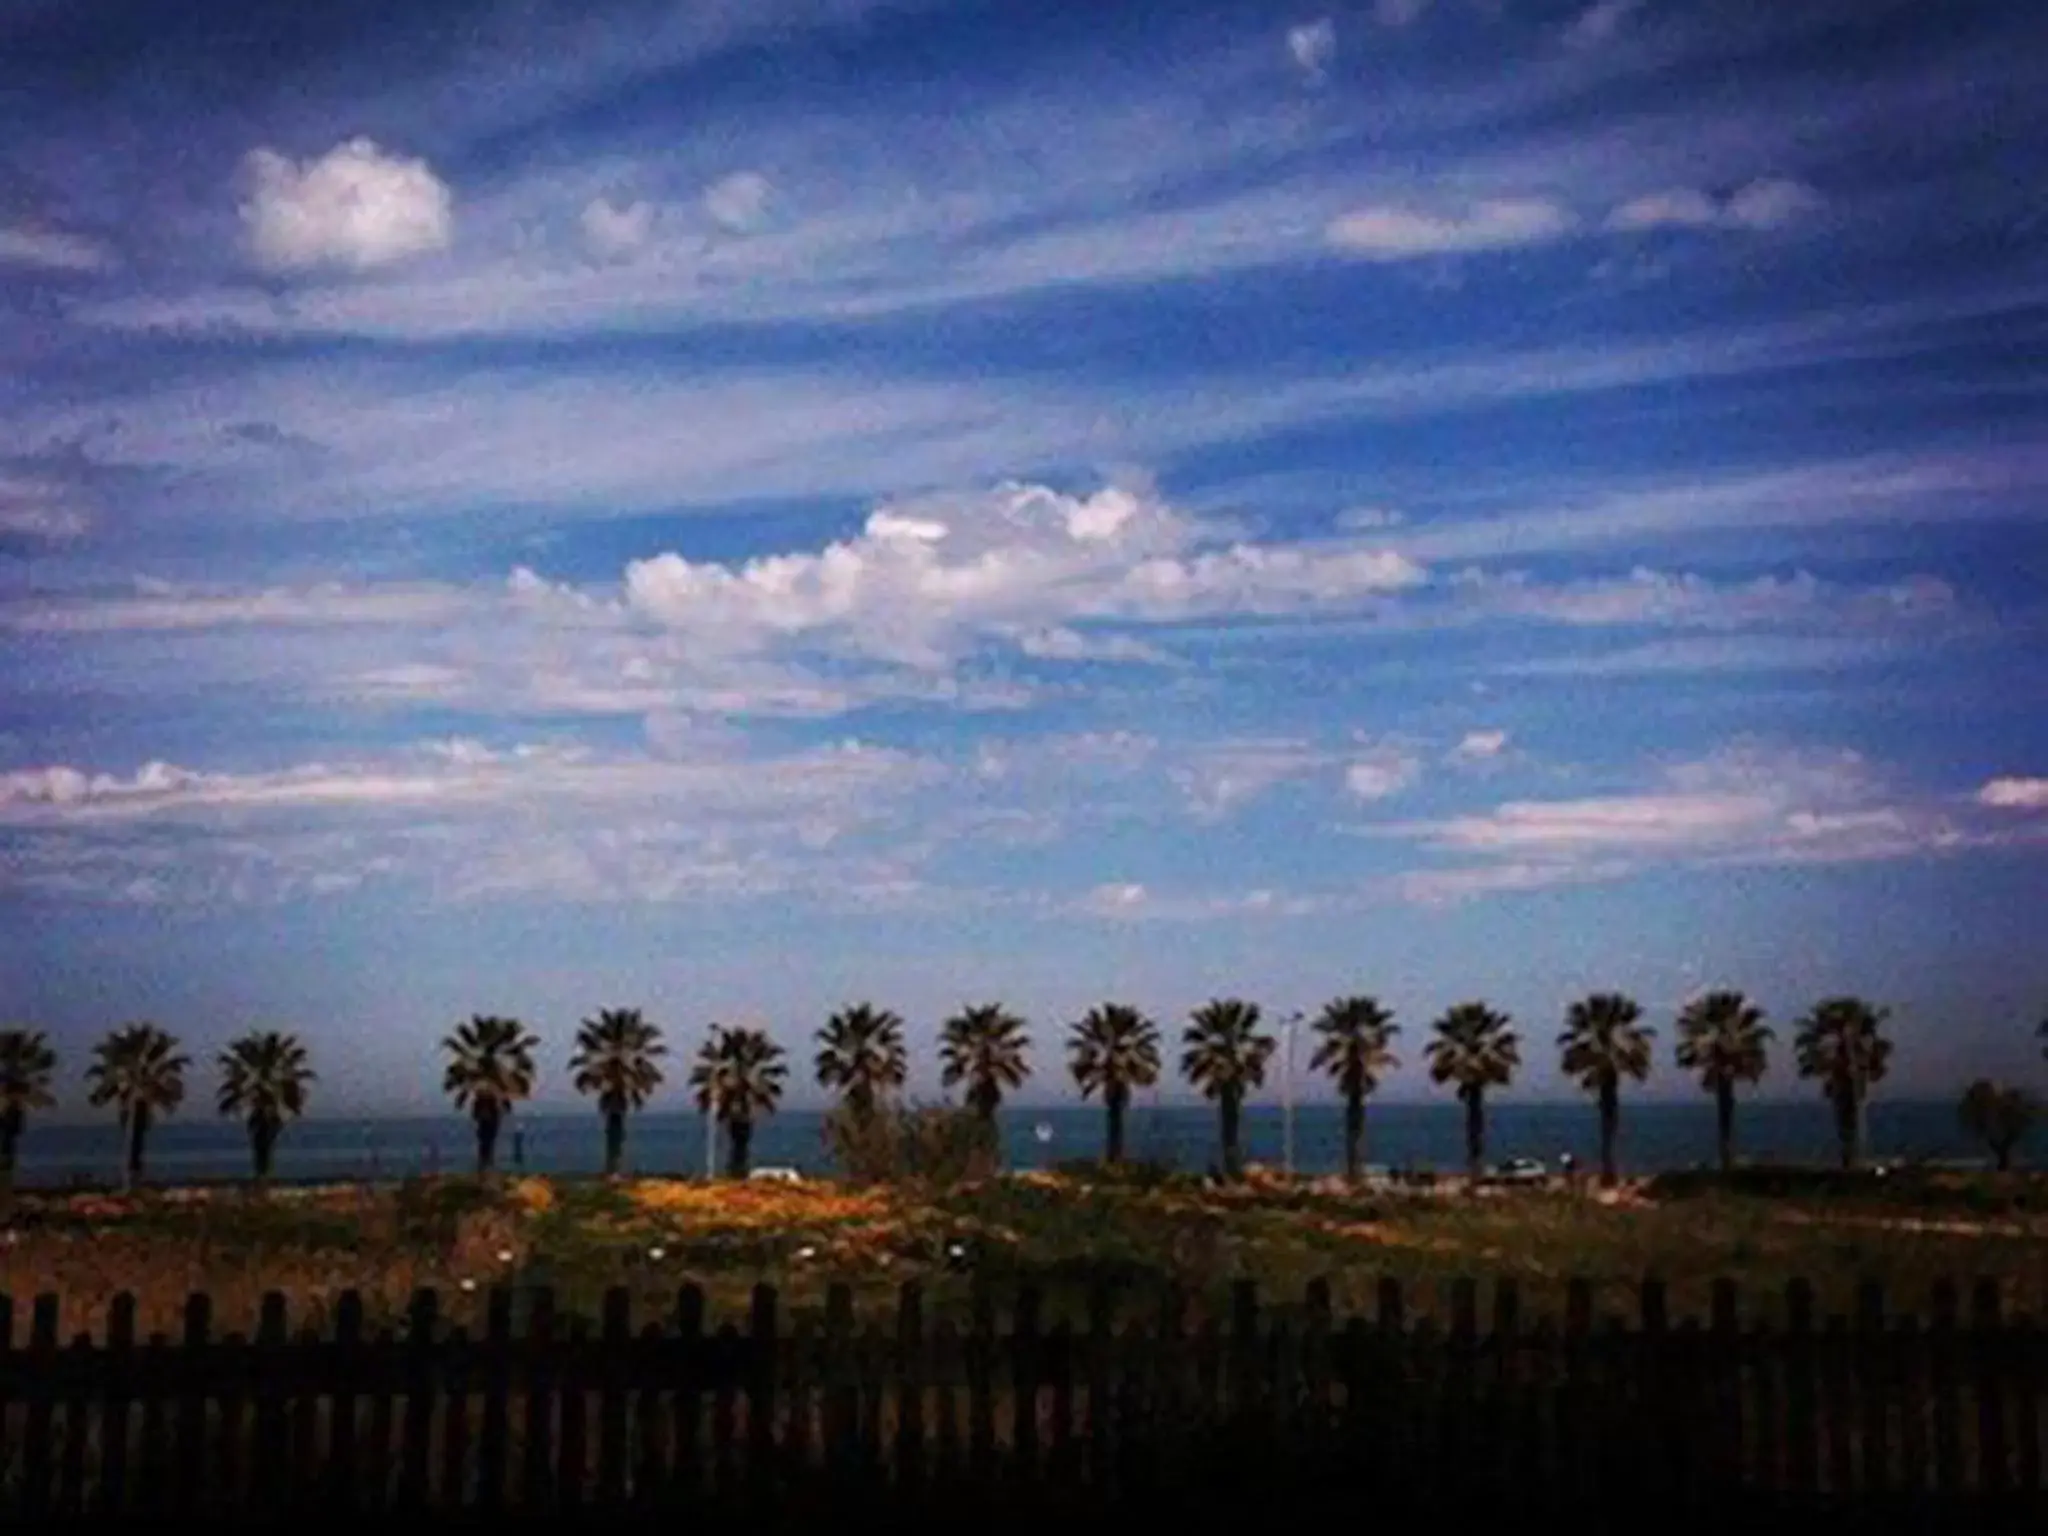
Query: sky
2 0 2044 1116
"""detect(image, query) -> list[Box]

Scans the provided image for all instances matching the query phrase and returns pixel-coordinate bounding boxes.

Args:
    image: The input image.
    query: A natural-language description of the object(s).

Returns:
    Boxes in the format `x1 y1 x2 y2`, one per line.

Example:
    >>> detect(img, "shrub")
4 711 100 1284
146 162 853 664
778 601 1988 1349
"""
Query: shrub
825 1103 999 1187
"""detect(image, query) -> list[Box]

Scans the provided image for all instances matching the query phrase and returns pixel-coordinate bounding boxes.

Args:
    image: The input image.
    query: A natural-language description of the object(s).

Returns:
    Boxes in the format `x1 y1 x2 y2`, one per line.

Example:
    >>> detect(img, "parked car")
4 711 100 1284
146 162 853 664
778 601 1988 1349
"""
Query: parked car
1491 1157 1548 1186
747 1166 803 1184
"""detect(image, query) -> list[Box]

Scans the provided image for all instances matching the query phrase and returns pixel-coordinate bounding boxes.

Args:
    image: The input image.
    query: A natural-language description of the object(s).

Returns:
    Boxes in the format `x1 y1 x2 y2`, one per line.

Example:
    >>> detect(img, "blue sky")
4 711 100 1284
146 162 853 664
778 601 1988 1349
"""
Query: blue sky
2 0 2044 1115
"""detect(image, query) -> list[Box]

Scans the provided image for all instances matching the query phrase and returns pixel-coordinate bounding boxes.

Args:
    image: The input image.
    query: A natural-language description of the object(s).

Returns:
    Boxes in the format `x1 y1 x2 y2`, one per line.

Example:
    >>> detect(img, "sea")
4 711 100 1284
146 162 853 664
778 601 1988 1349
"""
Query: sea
5 1100 2014 1187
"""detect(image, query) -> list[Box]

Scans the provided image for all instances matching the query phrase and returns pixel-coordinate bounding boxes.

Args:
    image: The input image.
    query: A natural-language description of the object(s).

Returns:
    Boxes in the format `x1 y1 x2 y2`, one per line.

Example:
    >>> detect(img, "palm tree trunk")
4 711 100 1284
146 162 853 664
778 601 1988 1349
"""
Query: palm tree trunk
1220 1089 1242 1180
475 1106 501 1175
1463 1088 1484 1181
1105 1087 1127 1165
0 1118 17 1223
1598 1077 1619 1188
1715 1080 1736 1174
1835 1083 1860 1171
127 1105 151 1189
250 1118 277 1189
603 1111 625 1178
1994 1141 2013 1174
1343 1089 1365 1182
726 1116 754 1179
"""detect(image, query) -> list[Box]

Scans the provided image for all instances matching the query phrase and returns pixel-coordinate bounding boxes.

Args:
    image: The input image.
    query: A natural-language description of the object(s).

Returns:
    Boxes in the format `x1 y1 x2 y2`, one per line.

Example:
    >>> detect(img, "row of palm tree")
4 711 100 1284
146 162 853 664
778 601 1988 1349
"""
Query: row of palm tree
0 991 1975 1196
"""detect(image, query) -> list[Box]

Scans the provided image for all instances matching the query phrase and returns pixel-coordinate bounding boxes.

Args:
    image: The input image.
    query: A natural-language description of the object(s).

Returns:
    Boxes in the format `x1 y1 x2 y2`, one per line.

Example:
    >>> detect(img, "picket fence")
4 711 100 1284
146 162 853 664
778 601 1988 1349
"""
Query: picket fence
0 1275 2043 1520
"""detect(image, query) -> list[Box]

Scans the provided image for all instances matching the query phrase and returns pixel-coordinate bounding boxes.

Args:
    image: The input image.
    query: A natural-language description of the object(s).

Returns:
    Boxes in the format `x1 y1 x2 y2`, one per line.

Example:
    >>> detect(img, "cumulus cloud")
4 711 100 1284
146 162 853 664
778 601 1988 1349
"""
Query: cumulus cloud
0 225 116 273
1607 179 1823 233
1563 0 1643 50
1978 777 2048 810
1287 18 1336 79
702 171 773 233
1328 199 1576 261
241 138 454 273
580 196 655 260
1344 746 1421 801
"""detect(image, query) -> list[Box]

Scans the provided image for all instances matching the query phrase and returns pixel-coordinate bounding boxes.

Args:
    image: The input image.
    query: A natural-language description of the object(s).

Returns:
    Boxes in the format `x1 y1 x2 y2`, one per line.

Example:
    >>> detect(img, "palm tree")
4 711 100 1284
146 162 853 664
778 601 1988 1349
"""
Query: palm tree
1309 997 1399 1181
1793 996 1892 1170
568 1007 666 1177
814 1003 907 1125
1181 998 1275 1179
1426 1002 1520 1180
1558 992 1654 1187
0 1029 57 1219
1958 1080 2037 1172
690 1025 787 1178
1067 1004 1162 1164
215 1031 314 1186
85 1023 189 1191
940 1004 1031 1123
440 1015 540 1175
1674 991 1773 1173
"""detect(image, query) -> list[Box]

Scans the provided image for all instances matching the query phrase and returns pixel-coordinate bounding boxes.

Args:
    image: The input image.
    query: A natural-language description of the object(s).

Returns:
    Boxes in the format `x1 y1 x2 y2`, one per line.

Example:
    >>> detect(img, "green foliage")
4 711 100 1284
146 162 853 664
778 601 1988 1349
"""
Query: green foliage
1958 1079 2038 1170
568 1007 666 1116
1426 1002 1519 1097
825 1102 998 1187
814 1003 908 1119
939 1003 1031 1119
1675 991 1772 1088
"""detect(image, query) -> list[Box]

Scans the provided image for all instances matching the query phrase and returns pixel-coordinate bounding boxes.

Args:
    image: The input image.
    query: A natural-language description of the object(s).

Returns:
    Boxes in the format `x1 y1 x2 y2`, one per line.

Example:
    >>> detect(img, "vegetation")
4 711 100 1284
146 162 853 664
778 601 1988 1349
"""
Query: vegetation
1793 997 1892 1170
0 1028 58 1218
1309 996 1399 1182
1674 991 1773 1173
938 1004 1030 1123
85 1023 189 1190
689 1025 787 1177
1958 1079 2038 1172
568 1007 666 1176
825 1102 997 1187
215 1030 315 1185
1180 999 1275 1180
1558 992 1654 1186
1065 1004 1162 1164
1427 1002 1520 1180
814 1003 908 1125
440 1015 540 1175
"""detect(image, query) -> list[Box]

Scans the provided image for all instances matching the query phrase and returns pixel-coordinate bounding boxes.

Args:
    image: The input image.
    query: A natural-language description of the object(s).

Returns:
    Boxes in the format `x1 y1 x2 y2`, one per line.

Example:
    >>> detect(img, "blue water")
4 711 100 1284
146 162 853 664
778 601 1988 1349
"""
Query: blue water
7 1100 2008 1186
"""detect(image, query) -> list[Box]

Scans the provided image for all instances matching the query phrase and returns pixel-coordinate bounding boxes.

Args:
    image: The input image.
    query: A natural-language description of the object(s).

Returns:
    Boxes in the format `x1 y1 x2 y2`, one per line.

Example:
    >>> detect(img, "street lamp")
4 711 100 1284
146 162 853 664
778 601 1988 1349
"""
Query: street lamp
1281 1010 1303 1177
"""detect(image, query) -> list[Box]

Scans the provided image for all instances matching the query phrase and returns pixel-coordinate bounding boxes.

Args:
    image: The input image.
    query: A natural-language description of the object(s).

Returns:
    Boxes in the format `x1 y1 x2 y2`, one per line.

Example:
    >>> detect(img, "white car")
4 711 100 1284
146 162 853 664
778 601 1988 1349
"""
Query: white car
747 1166 803 1184
1492 1157 1548 1185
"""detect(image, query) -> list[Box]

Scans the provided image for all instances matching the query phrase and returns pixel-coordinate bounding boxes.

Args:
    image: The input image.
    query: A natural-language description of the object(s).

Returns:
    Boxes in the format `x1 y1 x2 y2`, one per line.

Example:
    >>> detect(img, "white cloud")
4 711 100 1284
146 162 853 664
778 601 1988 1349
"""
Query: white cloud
1374 0 1431 27
1563 0 1643 50
1327 199 1576 261
0 225 116 273
1169 738 1329 820
1606 179 1822 233
1443 567 1955 630
241 138 454 273
1287 18 1336 79
580 196 655 261
1071 881 1326 922
0 580 471 633
1449 730 1509 762
1978 777 2048 810
0 473 94 542
702 171 773 233
1344 747 1421 801
1335 506 1404 531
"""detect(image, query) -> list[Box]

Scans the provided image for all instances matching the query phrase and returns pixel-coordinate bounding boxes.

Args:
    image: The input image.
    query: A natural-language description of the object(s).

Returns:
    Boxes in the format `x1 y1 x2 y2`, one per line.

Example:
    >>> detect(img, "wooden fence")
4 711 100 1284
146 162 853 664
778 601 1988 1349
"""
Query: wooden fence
1 1276 2043 1522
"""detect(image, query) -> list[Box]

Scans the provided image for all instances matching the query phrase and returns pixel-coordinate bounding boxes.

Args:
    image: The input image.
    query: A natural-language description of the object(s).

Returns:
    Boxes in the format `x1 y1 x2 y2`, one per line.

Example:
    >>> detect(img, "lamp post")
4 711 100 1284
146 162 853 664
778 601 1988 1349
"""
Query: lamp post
1281 1010 1302 1177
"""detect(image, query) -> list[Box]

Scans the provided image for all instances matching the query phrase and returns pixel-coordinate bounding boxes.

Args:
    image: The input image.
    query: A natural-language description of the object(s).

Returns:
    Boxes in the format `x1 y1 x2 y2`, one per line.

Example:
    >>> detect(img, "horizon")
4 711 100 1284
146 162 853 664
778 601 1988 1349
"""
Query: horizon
4 0 2045 1118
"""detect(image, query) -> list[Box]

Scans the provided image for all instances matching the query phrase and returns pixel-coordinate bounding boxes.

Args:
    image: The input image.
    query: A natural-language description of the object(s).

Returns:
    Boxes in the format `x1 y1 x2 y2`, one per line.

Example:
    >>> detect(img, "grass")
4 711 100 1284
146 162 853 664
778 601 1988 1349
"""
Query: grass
3 1167 2044 1340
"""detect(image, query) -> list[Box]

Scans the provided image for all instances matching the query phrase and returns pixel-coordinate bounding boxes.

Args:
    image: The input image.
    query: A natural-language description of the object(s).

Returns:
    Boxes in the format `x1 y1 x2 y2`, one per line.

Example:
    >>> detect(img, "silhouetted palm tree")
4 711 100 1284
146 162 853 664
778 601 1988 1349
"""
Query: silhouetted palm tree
0 1029 57 1218
1558 993 1654 1187
440 1015 539 1175
1427 1002 1519 1180
1309 997 1399 1181
1958 1080 2037 1172
215 1031 314 1186
691 1025 787 1178
1674 991 1773 1173
814 1003 907 1124
1181 998 1275 1179
85 1023 189 1191
1067 1004 1162 1164
940 1004 1031 1123
1793 996 1892 1170
569 1007 666 1176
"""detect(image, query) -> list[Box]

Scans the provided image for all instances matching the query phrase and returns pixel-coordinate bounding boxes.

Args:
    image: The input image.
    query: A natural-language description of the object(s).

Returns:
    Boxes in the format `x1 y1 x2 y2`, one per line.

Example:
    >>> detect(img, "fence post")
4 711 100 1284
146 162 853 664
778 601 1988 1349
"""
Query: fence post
1084 1281 1116 1493
1378 1277 1410 1499
892 1282 925 1500
826 1283 861 1485
20 1295 59 1521
1971 1279 2008 1495
57 1324 91 1517
1013 1285 1043 1482
710 1321 741 1497
441 1319 475 1511
964 1284 995 1486
330 1291 364 1511
557 1314 590 1510
1709 1280 1743 1492
1784 1279 1818 1495
0 1296 11 1497
2014 1300 2042 1494
398 1289 438 1511
749 1283 781 1506
1855 1281 1890 1495
670 1284 704 1504
633 1314 667 1509
475 1289 511 1512
363 1321 397 1512
172 1292 211 1516
1894 1312 1929 1496
254 1292 289 1512
1822 1311 1854 1496
1930 1279 1963 1495
519 1288 557 1509
597 1288 630 1505
99 1293 137 1518
1302 1278 1333 1470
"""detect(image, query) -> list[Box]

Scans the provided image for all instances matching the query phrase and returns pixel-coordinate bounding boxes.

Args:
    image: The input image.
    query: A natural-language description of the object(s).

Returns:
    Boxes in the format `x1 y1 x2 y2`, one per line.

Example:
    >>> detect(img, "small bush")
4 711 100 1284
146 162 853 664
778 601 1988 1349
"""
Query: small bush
824 1103 999 1187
